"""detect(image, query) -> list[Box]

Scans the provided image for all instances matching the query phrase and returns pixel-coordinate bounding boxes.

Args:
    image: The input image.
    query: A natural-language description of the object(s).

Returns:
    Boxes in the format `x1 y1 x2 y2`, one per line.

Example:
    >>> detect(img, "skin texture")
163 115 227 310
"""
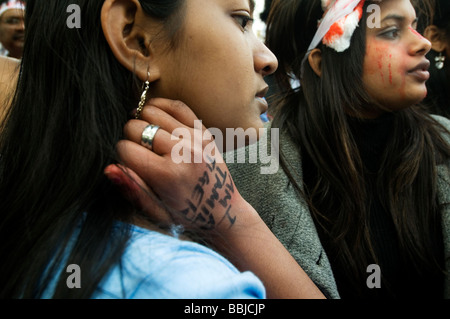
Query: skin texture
362 0 431 115
0 8 24 59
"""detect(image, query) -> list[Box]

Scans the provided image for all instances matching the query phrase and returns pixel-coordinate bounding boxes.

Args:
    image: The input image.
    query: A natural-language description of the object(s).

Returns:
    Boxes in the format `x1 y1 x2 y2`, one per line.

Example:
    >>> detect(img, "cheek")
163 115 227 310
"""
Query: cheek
365 43 407 88
365 43 391 82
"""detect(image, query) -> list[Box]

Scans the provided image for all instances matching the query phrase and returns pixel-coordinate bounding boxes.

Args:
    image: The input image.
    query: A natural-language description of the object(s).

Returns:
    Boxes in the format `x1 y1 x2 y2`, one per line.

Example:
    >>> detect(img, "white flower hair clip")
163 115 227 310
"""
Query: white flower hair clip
308 0 366 53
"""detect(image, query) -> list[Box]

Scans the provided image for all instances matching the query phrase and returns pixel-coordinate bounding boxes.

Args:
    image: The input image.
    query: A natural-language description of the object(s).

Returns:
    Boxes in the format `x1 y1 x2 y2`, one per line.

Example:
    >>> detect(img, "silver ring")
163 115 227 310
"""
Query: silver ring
141 124 160 151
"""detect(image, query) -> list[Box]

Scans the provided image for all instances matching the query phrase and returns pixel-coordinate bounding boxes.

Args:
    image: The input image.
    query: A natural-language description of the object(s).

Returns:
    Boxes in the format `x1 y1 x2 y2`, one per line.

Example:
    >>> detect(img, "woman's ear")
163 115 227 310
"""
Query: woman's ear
101 0 161 82
308 48 322 77
424 25 447 53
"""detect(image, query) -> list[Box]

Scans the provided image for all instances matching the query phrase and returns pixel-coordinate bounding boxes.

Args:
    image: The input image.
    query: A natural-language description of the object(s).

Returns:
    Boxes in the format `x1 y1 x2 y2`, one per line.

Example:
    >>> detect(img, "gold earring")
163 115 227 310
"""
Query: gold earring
435 52 445 70
135 70 150 120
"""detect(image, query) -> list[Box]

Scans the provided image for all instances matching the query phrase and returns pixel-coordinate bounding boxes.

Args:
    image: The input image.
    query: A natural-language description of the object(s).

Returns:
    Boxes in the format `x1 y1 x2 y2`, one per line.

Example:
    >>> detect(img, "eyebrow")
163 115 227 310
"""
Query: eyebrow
381 14 418 25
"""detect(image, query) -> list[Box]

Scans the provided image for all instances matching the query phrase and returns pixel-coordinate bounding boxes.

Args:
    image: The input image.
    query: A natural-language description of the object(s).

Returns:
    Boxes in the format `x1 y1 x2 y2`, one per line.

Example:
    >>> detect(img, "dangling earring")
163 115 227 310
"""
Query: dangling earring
135 70 150 120
435 52 445 70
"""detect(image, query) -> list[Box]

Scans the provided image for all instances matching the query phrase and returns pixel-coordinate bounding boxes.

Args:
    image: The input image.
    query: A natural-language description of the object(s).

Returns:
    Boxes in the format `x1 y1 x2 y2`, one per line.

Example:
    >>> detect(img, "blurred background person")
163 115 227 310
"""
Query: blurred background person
423 0 450 118
0 0 25 59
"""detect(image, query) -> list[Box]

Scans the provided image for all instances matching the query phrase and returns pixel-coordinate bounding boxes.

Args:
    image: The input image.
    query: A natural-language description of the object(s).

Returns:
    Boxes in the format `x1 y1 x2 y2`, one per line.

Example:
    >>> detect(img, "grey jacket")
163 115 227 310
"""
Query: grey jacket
224 116 450 299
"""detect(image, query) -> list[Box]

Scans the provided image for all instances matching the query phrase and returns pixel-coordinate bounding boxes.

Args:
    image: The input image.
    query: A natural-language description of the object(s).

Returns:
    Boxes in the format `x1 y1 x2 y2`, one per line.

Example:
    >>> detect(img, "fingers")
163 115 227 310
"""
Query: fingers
127 98 203 157
142 98 202 129
140 104 187 134
104 163 151 207
123 119 177 156
115 140 165 178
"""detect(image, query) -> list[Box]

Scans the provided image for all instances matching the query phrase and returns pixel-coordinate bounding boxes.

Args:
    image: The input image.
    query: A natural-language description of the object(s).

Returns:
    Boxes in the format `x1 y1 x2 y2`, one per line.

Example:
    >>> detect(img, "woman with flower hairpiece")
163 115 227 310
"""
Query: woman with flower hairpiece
224 0 450 298
115 0 450 298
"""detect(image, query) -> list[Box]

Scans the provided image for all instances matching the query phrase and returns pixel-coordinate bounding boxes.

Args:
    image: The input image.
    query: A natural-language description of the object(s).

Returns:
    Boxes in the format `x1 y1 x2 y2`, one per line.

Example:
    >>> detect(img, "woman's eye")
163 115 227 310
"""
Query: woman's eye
233 14 254 30
380 27 400 39
5 18 21 25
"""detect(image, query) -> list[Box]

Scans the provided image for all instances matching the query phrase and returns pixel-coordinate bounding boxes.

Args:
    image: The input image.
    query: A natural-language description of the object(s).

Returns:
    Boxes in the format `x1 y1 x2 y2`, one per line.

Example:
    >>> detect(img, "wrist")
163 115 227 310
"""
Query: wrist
218 193 262 233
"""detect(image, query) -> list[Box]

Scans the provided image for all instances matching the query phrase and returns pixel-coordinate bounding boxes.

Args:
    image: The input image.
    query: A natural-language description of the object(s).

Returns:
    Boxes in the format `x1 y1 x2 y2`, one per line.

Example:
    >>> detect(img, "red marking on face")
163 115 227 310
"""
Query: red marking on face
374 46 390 84
409 26 424 39
378 57 385 83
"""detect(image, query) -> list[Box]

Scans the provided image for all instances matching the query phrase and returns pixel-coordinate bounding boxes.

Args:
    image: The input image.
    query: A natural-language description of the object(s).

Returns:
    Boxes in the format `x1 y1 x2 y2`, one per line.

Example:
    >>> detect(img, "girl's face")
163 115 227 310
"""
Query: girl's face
151 0 278 135
362 0 431 114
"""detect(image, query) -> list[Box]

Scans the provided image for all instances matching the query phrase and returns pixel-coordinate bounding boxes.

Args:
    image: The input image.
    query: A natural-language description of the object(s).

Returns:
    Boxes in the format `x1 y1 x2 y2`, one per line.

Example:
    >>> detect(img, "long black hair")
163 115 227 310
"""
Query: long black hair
0 0 185 298
267 0 448 296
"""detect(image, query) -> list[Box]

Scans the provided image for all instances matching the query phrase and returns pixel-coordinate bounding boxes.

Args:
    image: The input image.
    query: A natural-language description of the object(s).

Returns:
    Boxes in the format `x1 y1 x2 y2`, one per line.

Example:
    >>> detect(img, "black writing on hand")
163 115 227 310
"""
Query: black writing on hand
180 159 236 230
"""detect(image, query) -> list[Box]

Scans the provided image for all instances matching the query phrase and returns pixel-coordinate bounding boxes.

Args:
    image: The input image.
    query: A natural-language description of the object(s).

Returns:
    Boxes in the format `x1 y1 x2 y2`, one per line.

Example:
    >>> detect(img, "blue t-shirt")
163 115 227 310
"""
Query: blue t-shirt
44 224 266 299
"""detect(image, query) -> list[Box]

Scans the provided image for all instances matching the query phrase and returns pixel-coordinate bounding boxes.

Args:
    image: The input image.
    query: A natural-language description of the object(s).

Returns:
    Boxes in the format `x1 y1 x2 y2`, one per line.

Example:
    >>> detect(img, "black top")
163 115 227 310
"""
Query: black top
302 112 445 298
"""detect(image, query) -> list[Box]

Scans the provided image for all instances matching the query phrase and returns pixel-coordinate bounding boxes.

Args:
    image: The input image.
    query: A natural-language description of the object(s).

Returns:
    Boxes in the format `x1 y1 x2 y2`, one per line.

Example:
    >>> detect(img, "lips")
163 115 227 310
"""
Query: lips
256 86 269 114
13 34 25 42
256 86 269 99
407 60 430 82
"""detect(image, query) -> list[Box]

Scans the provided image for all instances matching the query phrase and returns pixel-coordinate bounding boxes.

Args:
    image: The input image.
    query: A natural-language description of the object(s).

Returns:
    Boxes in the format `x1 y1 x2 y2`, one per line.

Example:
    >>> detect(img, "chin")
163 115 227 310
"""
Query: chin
411 93 428 106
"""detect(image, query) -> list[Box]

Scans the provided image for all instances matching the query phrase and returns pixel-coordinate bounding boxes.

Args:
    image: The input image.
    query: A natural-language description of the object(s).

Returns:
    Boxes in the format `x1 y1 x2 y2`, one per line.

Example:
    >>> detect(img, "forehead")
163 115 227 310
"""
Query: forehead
0 8 24 19
220 0 255 12
376 0 416 17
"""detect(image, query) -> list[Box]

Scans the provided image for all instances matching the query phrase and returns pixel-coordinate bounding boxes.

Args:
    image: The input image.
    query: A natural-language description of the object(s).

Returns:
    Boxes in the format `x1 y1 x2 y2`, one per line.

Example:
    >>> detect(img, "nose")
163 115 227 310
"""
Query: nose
16 18 25 32
18 21 24 31
254 40 278 77
408 27 431 56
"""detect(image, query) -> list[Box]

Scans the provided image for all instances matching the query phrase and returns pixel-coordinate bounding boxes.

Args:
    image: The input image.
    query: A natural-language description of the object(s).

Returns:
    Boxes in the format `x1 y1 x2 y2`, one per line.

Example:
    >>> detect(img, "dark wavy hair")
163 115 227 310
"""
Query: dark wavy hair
0 0 185 298
267 0 448 297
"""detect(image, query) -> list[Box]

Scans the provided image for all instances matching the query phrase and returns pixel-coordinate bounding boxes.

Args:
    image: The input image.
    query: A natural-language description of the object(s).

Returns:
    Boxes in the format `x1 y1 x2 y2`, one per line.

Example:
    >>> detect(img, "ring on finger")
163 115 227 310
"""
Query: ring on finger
141 124 160 151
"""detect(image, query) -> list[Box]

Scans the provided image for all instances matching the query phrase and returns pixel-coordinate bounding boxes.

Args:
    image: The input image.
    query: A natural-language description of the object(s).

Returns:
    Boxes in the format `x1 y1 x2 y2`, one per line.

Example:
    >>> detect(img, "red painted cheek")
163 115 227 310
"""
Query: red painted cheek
372 45 391 83
377 58 384 82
